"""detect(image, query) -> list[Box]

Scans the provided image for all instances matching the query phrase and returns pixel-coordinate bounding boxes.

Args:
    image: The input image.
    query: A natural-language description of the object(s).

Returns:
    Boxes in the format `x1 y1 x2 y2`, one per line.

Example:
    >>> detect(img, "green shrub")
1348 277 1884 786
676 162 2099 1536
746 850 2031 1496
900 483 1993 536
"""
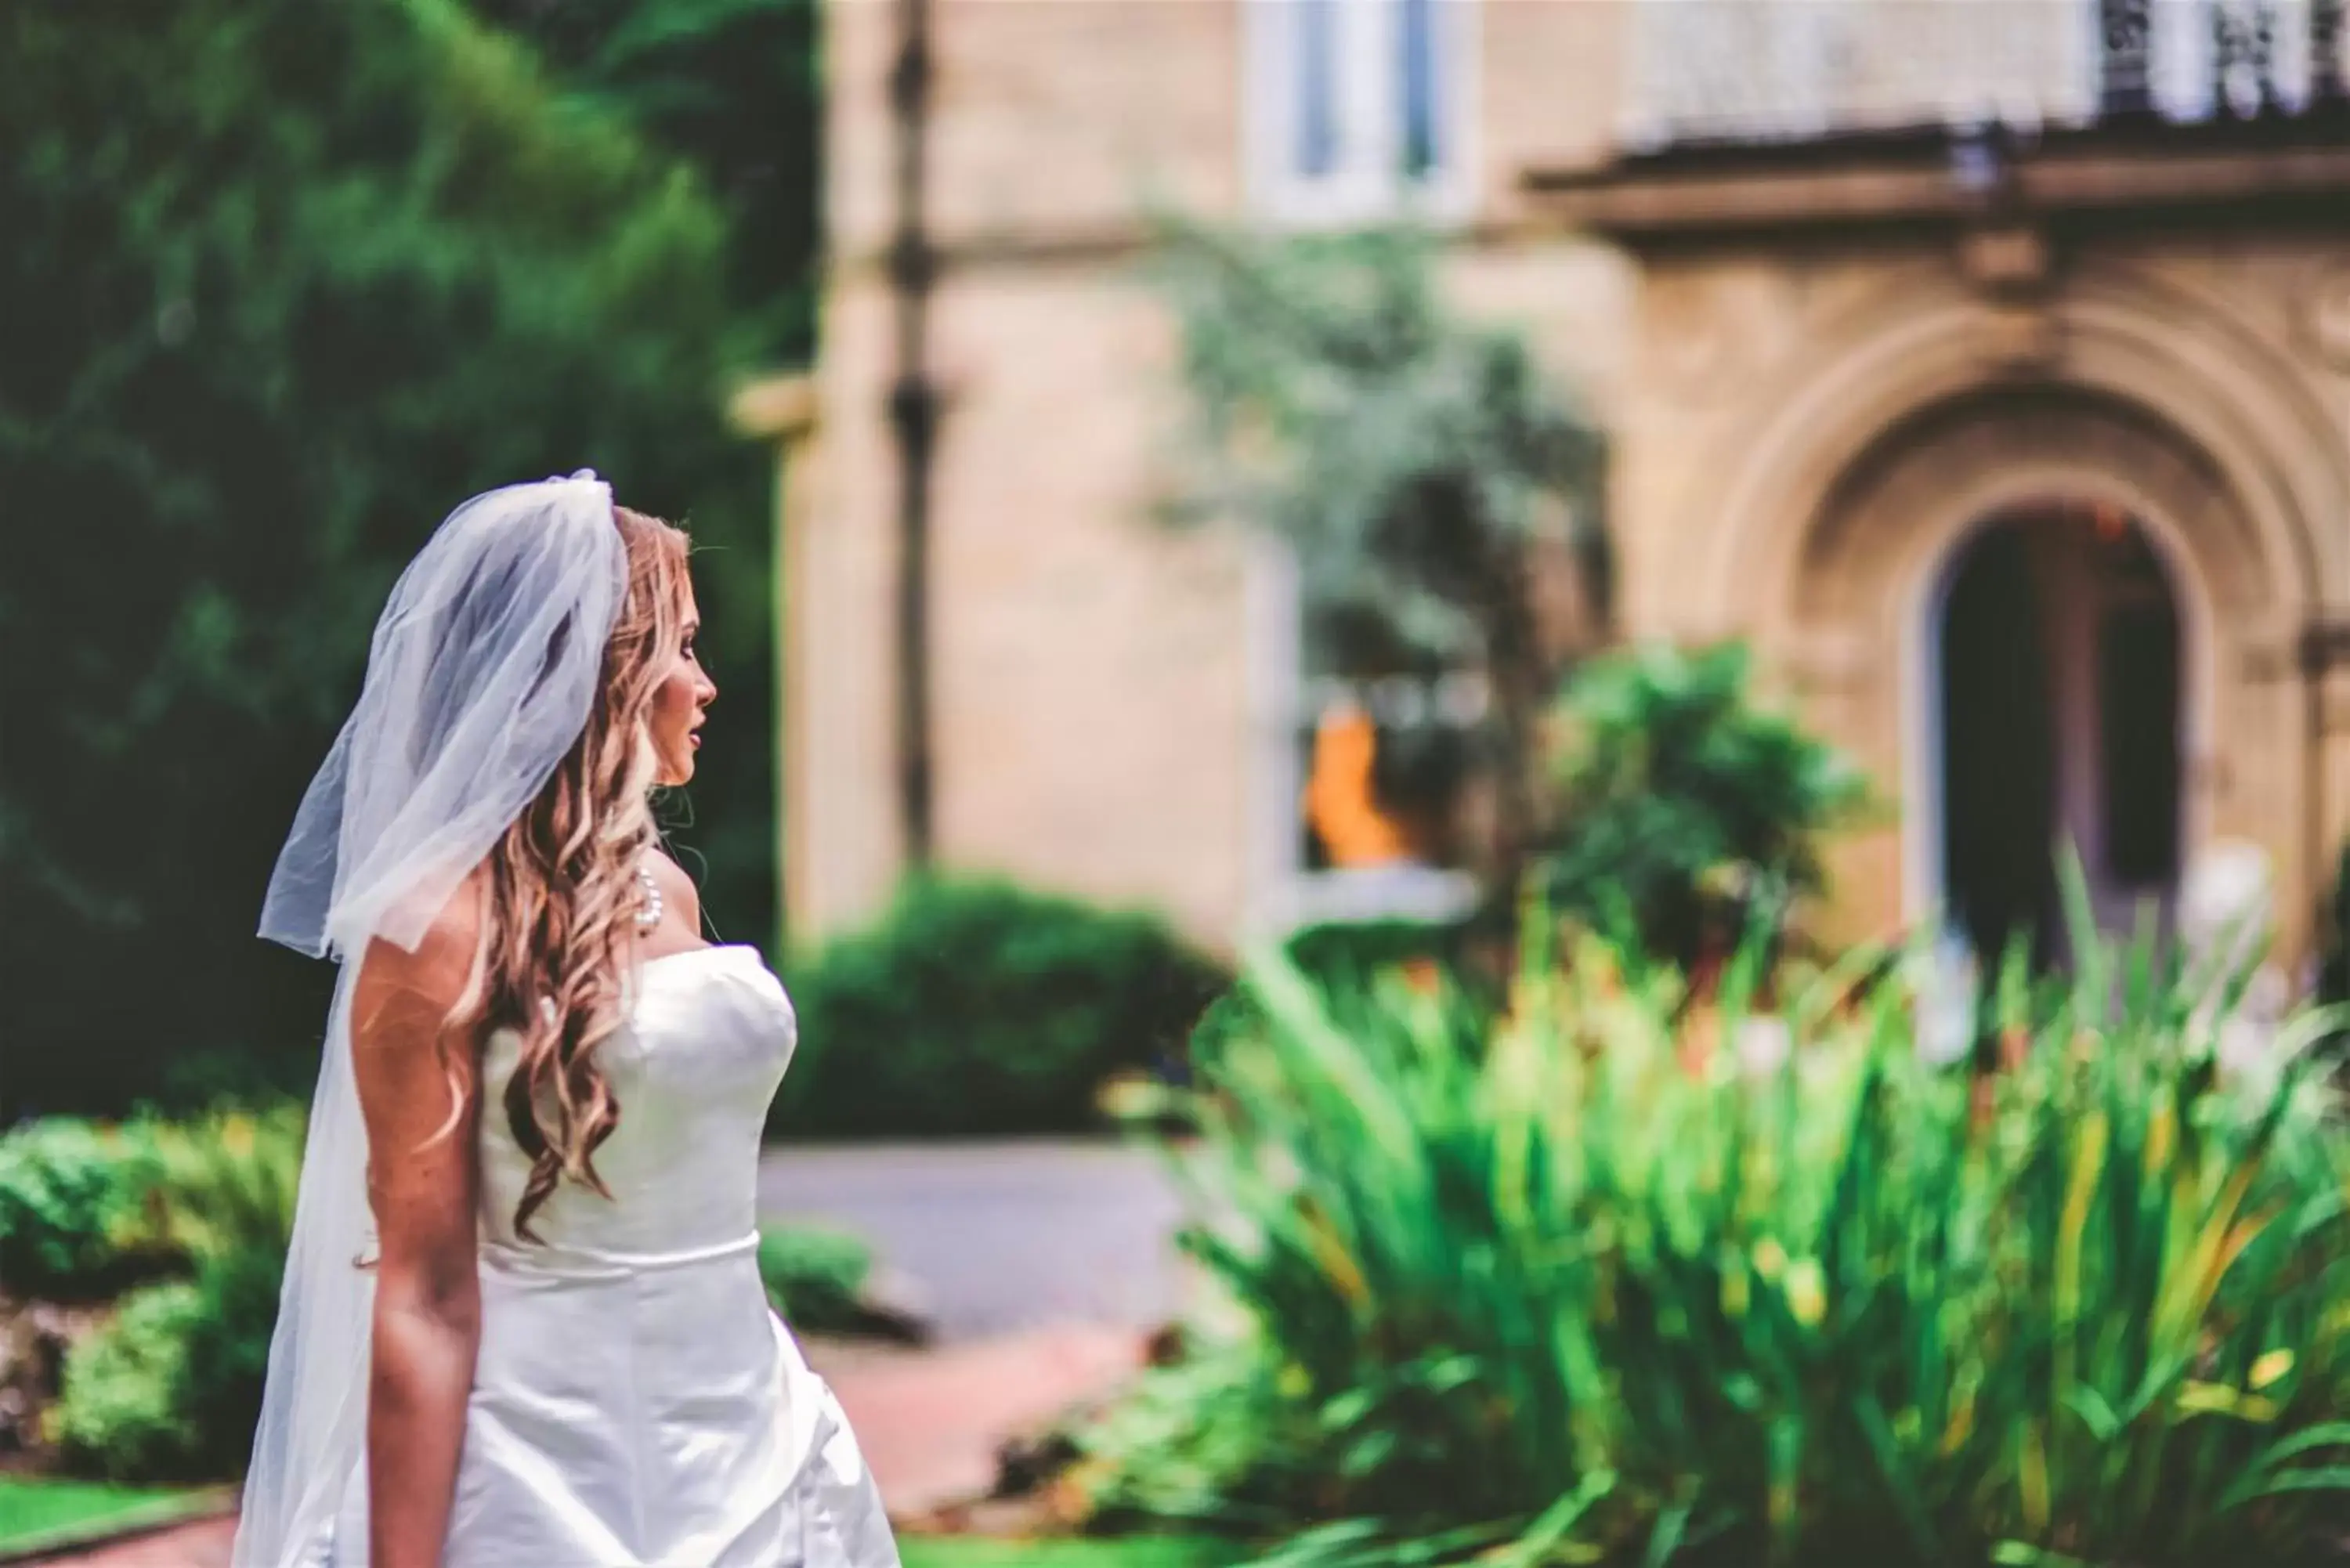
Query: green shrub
50 1237 284 1483
1084 890 2350 1565
22 1105 299 1481
47 1281 207 1480
1542 641 1869 971
757 1227 873 1337
773 876 1231 1139
0 1120 168 1299
170 1240 283 1474
0 1103 303 1304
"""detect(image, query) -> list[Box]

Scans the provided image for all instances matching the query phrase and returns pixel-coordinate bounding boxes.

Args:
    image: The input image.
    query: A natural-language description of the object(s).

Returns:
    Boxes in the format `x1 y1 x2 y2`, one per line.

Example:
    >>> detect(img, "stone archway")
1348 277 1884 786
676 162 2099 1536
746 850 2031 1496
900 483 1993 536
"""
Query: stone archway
1770 387 2258 945
1634 262 2348 958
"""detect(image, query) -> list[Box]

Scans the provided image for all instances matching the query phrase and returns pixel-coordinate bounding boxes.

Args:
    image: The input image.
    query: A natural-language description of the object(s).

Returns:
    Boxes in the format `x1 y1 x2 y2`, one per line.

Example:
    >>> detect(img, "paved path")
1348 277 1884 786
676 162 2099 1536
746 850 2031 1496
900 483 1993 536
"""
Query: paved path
757 1140 1193 1342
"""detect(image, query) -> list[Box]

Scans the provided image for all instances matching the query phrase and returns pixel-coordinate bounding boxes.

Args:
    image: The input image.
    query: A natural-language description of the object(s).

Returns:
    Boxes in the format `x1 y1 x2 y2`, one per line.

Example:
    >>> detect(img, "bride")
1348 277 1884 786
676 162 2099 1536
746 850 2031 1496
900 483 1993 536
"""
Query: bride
233 474 900 1567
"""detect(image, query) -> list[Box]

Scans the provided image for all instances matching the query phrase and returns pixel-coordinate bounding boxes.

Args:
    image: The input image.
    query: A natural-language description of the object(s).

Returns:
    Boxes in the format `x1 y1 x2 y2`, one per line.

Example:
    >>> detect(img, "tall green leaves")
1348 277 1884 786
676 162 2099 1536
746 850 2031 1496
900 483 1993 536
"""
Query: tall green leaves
1086 913 2350 1565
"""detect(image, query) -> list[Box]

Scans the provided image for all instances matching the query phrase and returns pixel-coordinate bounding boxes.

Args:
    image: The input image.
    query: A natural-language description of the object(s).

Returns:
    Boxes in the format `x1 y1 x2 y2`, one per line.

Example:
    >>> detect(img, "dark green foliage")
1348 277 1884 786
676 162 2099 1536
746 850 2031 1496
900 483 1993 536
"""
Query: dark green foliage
461 0 823 361
170 1238 284 1472
0 1122 166 1301
24 1105 298 1479
49 1280 211 1481
51 1239 283 1482
1152 224 1604 668
772 878 1231 1139
1 0 768 1112
1542 641 1870 970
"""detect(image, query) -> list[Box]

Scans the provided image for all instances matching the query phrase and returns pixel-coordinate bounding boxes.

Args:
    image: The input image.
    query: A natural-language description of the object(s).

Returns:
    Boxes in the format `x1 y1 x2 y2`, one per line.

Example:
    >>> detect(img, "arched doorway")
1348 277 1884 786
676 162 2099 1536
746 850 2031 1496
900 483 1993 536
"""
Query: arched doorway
1673 282 2332 956
1932 502 2183 966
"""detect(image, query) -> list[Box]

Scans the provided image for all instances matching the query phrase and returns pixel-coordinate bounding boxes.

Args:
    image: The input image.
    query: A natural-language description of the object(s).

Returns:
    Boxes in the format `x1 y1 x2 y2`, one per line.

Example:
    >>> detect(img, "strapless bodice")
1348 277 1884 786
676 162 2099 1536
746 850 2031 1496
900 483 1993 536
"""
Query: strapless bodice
476 943 794 1263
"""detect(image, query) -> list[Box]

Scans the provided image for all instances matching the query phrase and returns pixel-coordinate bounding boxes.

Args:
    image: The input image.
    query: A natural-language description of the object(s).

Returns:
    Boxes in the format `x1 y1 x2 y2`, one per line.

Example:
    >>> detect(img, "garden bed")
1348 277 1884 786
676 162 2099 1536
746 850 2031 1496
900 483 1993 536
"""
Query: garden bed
1075 893 2350 1566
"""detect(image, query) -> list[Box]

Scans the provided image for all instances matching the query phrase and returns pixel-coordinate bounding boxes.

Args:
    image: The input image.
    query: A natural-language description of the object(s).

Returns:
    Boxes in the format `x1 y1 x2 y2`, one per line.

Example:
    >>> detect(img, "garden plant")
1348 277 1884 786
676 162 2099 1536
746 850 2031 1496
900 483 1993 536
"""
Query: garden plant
1083 877 2350 1566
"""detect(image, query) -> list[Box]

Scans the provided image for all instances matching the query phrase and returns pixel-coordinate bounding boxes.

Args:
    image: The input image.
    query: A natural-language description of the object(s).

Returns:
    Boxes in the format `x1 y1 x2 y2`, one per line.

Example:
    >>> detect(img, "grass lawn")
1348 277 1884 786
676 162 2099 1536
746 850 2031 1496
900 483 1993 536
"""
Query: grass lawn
0 1489 1240 1566
901 1537 1246 1568
0 1482 1241 1566
0 1476 225 1555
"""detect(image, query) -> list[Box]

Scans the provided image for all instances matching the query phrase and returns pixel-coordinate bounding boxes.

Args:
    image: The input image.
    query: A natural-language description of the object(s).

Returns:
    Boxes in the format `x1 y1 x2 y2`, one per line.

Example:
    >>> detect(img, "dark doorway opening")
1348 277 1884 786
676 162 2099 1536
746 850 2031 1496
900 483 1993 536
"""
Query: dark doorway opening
1937 506 2182 966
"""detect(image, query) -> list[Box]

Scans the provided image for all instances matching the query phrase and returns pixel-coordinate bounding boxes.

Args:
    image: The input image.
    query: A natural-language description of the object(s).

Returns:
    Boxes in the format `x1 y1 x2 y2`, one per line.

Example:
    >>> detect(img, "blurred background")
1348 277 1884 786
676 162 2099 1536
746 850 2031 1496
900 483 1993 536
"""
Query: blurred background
7 2 2350 1563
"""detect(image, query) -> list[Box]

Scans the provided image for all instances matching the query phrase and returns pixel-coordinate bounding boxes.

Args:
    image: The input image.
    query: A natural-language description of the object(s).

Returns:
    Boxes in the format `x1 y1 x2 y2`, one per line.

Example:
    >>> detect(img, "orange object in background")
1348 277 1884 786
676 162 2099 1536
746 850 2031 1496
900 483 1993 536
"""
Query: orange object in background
1302 704 1413 867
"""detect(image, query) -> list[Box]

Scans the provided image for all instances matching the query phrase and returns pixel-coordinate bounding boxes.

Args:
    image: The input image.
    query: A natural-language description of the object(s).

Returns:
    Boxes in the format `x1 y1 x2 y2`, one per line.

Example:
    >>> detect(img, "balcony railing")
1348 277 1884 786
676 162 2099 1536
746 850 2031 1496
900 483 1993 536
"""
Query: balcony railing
1622 0 2350 153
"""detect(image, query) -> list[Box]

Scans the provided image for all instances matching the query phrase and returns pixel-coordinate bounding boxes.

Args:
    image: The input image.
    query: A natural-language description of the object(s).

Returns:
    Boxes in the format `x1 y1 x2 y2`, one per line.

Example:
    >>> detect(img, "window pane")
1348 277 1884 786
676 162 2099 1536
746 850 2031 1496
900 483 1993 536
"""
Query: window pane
1401 0 1441 177
1298 0 1342 178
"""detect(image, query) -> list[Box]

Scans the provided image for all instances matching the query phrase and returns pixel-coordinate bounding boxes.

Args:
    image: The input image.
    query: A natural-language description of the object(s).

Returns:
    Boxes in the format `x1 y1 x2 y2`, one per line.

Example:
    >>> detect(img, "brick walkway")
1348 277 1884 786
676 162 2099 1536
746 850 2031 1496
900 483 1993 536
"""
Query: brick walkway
19 1512 235 1567
30 1326 1148 1565
807 1324 1144 1516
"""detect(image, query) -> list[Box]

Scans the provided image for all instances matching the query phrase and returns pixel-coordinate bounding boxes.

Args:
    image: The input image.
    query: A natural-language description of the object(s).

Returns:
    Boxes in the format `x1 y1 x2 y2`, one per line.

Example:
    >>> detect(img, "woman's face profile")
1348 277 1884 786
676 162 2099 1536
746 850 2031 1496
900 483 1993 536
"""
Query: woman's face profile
647 574 715 787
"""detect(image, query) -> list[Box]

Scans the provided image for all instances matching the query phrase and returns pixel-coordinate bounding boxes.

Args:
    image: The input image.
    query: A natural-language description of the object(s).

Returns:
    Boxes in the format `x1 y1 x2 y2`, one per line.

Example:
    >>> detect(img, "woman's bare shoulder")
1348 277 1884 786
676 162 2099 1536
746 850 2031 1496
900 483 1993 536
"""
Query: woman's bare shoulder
354 873 487 1023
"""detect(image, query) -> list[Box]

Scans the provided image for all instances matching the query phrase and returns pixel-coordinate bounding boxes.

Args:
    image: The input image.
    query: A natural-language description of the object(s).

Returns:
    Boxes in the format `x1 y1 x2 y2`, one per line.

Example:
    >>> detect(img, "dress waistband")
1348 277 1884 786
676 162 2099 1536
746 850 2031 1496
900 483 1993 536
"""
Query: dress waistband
476 1230 760 1283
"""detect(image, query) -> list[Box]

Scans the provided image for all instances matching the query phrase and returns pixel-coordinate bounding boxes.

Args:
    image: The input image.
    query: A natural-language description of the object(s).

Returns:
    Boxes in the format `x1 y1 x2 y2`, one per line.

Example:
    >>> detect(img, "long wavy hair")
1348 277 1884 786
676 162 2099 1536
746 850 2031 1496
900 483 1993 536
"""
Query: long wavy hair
443 504 692 1241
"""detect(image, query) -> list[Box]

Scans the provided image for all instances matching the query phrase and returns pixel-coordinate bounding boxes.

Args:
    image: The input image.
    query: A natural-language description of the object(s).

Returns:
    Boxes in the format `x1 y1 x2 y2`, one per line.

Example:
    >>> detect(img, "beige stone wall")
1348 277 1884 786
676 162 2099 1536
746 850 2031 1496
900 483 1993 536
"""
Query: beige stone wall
800 0 2350 962
789 278 903 943
926 265 1259 940
808 0 1258 945
829 0 1246 266
1474 0 1634 212
800 0 1637 948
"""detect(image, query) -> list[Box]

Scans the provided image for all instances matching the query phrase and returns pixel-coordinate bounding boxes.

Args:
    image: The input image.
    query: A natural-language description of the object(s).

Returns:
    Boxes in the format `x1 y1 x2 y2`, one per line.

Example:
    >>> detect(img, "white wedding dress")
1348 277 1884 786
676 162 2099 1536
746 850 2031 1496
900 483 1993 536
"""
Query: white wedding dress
324 943 900 1567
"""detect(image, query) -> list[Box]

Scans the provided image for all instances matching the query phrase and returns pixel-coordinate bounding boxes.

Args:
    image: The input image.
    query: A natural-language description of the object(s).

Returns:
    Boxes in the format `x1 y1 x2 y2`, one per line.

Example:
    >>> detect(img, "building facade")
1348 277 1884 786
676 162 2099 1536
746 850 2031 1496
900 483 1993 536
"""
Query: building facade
770 0 2350 965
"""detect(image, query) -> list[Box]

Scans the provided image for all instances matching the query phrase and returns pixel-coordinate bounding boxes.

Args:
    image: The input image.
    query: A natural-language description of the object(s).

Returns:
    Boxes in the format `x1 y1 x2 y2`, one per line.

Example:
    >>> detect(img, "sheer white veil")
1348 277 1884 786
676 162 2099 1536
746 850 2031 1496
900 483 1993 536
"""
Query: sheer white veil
234 472 627 1566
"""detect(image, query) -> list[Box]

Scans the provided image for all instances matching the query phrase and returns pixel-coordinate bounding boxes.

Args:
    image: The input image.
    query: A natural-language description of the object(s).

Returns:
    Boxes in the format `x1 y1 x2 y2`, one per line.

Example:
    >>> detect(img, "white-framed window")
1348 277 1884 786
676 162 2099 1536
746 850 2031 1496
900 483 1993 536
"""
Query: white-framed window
1245 0 1480 228
1243 540 1484 937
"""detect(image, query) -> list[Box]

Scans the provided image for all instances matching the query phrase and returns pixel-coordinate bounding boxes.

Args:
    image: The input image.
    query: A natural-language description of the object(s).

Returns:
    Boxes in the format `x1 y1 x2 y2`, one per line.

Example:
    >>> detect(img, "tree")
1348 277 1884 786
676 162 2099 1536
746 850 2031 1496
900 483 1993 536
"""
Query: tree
1152 223 1607 905
460 0 823 363
1 0 752 1112
461 0 827 962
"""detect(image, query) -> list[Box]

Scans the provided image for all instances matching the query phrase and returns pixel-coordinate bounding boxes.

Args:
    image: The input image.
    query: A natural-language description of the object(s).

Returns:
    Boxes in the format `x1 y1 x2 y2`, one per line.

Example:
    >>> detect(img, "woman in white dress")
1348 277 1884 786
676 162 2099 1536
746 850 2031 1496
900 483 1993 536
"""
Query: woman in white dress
232 474 900 1568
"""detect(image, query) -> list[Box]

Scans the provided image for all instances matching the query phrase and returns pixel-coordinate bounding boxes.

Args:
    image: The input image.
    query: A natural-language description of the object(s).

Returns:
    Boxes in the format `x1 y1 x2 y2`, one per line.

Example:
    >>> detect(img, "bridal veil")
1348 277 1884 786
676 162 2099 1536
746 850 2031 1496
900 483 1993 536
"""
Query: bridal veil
235 472 626 1566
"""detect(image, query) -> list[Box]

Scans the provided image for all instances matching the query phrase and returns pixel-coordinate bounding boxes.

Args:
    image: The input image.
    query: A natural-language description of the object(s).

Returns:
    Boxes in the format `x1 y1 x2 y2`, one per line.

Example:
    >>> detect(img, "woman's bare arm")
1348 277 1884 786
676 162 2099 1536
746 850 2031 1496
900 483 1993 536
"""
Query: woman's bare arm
351 898 484 1568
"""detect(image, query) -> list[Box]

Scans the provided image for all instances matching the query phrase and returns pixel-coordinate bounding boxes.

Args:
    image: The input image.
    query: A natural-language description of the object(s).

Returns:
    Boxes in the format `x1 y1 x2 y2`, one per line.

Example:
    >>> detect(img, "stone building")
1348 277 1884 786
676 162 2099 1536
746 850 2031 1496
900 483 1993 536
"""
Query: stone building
746 0 2350 966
